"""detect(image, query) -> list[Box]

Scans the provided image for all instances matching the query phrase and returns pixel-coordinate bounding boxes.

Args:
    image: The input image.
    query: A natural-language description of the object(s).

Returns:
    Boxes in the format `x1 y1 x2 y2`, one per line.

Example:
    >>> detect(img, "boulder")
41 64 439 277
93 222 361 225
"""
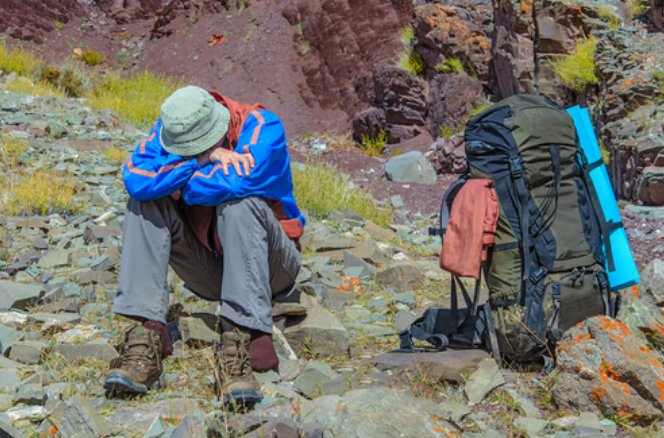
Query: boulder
8 341 50 365
283 294 351 358
0 324 24 355
429 134 467 175
618 297 664 351
384 151 437 184
295 362 335 397
552 316 664 424
376 263 424 292
50 394 118 437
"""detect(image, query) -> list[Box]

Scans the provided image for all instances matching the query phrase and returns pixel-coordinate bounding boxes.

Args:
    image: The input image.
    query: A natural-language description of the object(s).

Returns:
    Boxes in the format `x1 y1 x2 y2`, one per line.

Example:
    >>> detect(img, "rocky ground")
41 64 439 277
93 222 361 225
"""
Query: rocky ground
2 71 664 438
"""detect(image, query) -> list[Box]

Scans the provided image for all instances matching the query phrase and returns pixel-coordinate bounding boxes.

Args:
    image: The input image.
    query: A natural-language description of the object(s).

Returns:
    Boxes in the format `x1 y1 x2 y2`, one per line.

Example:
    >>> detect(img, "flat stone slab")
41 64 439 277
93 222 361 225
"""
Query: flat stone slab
0 282 44 311
109 398 204 434
370 349 489 383
53 344 118 361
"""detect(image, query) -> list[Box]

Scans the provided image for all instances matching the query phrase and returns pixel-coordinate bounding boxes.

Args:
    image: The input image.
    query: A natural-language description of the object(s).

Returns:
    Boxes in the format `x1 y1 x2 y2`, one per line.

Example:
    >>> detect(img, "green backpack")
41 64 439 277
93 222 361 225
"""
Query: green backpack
399 95 620 363
464 94 620 362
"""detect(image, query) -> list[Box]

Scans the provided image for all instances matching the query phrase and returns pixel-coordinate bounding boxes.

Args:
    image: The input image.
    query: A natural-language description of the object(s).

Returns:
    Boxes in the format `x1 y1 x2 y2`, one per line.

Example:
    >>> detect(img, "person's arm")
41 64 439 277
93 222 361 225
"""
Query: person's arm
123 121 199 201
181 110 290 206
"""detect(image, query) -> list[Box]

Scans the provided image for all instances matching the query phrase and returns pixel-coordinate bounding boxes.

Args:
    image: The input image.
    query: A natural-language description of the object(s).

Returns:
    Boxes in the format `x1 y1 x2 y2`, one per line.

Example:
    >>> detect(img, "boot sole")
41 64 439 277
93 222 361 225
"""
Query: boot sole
104 371 165 395
223 389 263 410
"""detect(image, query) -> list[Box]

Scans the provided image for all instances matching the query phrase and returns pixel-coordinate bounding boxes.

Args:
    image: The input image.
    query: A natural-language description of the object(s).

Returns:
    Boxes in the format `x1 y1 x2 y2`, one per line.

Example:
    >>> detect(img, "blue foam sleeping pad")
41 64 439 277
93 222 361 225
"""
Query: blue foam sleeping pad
566 106 639 291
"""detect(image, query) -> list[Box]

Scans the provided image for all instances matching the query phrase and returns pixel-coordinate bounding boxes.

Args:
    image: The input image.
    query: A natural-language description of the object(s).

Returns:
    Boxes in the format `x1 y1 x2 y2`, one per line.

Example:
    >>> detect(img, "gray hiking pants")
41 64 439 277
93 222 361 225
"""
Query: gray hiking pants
112 196 301 333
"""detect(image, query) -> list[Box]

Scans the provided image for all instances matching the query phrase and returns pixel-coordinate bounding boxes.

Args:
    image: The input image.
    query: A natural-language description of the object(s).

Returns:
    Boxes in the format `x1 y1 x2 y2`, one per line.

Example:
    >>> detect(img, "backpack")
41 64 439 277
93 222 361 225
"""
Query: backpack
400 94 619 363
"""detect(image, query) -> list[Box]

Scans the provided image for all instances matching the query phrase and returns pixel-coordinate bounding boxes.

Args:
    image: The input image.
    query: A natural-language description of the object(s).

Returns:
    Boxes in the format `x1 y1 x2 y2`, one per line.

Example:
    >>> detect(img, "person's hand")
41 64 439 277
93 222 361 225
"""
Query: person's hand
209 145 255 177
196 148 214 168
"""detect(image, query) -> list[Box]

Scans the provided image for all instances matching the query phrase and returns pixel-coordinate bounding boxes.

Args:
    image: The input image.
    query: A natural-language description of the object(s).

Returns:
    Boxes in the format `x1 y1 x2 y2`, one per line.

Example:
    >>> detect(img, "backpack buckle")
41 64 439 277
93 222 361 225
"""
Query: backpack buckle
428 227 444 237
530 266 549 284
510 158 523 178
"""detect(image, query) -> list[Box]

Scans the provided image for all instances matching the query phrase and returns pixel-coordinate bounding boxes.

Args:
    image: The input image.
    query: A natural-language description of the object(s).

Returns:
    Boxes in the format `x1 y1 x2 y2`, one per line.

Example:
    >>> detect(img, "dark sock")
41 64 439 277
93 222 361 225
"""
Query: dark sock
249 330 279 372
143 320 174 357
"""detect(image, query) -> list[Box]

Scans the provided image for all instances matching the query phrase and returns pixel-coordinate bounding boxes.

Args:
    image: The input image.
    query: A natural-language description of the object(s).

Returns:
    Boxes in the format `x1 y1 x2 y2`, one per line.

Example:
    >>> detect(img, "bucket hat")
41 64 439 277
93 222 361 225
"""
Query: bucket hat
159 85 231 157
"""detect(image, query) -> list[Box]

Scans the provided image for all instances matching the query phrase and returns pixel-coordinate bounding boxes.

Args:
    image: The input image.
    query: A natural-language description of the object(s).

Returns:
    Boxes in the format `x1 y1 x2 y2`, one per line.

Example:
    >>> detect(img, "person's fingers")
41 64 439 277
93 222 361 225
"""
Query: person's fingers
243 145 255 168
239 155 252 176
231 157 243 177
221 156 230 176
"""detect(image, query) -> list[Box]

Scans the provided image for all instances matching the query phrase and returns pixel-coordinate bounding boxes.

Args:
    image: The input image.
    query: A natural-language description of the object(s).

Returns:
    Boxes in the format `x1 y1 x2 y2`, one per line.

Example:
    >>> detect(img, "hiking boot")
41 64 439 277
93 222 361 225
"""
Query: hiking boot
104 325 165 394
215 329 262 409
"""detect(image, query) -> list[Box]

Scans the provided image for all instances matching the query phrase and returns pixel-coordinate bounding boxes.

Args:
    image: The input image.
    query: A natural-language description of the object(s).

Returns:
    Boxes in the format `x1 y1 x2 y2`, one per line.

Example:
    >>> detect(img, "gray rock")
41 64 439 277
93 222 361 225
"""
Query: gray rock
272 417 299 438
385 151 437 184
505 389 541 419
83 225 121 244
279 360 301 381
51 394 118 437
0 324 23 355
0 371 22 392
13 384 45 406
109 398 204 434
255 370 281 385
393 310 418 331
390 195 404 207
342 250 376 274
170 415 206 438
53 344 119 361
439 399 472 423
300 422 324 438
0 418 27 438
514 416 548 436
371 349 489 383
0 282 44 311
638 259 664 305
324 387 456 437
30 312 81 325
36 250 71 269
295 361 335 397
300 395 342 424
464 358 505 404
0 356 26 370
284 294 350 358
320 378 351 396
576 411 601 430
143 416 173 438
8 341 50 365
599 418 617 436
376 263 424 292
179 316 218 346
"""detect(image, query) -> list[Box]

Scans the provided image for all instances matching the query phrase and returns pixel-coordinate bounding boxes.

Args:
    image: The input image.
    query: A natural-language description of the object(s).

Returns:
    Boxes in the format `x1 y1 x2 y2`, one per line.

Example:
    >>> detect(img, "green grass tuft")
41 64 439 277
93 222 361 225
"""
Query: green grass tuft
436 57 465 74
597 5 621 30
626 0 646 18
397 49 425 75
79 49 106 66
399 25 414 46
439 124 465 139
89 70 185 130
469 100 492 118
551 37 598 92
292 159 392 227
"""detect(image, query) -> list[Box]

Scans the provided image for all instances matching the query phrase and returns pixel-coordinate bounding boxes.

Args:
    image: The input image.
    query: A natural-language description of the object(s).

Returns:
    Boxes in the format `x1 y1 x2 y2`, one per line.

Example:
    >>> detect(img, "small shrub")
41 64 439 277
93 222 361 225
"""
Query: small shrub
0 134 28 163
36 64 90 98
55 20 66 29
399 25 414 46
359 130 387 157
79 49 106 66
120 31 134 41
652 70 664 88
551 37 598 93
436 57 465 74
89 70 185 130
0 169 80 216
102 146 127 164
0 43 39 76
292 159 392 227
3 76 66 99
596 5 621 30
626 0 646 18
397 49 425 75
439 124 465 139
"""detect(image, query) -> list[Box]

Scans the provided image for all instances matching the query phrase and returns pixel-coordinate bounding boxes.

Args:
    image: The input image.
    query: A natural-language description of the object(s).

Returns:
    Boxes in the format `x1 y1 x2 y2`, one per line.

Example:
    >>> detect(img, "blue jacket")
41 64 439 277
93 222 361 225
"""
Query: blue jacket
123 109 305 229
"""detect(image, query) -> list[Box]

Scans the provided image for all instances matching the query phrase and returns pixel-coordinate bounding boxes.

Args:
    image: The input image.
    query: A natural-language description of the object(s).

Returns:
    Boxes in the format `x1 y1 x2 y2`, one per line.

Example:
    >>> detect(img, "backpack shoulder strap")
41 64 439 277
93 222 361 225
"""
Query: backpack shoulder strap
429 176 468 238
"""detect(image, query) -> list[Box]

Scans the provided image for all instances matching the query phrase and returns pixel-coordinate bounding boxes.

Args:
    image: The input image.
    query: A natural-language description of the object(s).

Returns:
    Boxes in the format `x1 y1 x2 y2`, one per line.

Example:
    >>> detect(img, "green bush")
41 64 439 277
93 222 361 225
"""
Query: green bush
359 130 387 157
436 57 464 74
551 37 598 92
596 5 621 30
397 49 425 75
292 159 392 226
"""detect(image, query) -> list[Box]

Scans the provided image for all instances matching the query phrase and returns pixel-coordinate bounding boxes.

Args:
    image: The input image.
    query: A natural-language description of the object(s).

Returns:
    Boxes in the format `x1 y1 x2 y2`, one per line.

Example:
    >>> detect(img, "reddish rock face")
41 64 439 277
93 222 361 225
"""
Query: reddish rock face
0 0 83 44
552 316 664 425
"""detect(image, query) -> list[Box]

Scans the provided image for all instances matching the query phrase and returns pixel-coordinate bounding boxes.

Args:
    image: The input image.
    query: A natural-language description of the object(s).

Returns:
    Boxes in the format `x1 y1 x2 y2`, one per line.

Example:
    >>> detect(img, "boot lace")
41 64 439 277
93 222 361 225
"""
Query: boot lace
119 328 159 370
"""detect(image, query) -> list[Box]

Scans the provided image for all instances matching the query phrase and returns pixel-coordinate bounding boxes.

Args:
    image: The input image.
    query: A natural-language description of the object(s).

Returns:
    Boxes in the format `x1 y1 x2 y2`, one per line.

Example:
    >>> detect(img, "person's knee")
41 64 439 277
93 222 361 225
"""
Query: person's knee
217 197 267 226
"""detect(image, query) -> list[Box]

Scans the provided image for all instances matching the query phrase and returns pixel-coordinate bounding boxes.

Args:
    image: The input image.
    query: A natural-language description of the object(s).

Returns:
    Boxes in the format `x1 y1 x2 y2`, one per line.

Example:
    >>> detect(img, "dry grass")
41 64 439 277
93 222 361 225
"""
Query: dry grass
3 76 66 99
89 70 185 130
292 159 392 227
0 134 29 163
359 130 387 157
79 49 106 66
102 145 128 164
0 168 80 216
0 43 39 76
